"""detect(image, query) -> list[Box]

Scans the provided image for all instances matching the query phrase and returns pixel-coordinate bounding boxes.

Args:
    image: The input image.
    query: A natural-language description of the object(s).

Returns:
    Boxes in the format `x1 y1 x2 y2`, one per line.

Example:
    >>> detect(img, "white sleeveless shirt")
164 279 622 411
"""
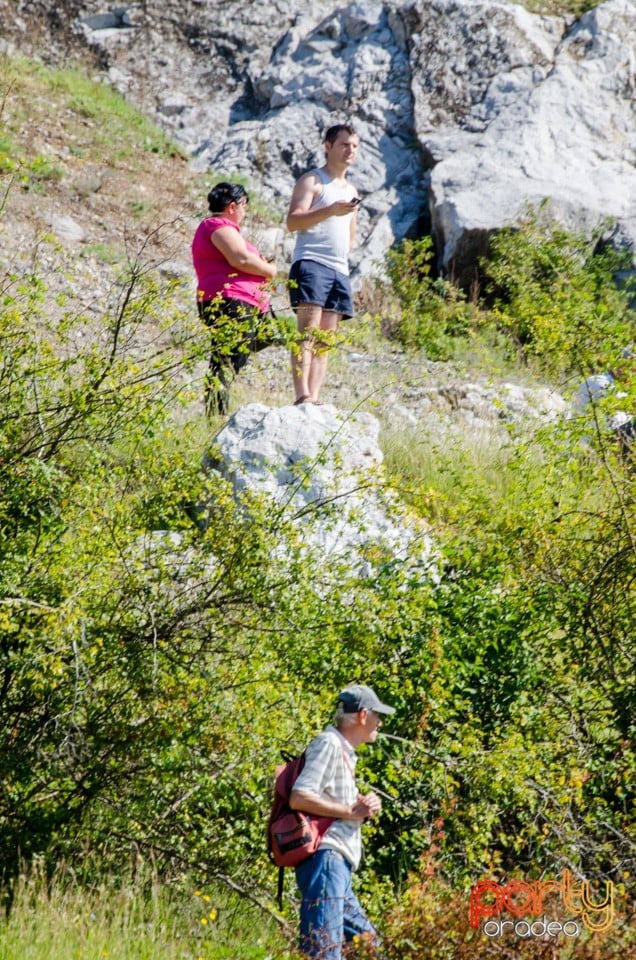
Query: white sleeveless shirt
292 168 355 276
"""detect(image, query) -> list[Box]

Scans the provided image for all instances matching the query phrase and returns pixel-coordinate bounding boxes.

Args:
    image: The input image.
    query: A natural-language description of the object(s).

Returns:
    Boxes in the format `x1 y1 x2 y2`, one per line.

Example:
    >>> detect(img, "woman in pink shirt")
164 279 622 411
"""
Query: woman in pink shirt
192 182 277 415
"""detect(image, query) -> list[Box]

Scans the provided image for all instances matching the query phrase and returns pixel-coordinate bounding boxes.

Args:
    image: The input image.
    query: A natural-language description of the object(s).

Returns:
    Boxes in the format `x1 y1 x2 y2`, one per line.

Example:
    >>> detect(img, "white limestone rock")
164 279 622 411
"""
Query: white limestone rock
203 402 436 577
2 0 634 284
47 213 86 245
412 0 636 282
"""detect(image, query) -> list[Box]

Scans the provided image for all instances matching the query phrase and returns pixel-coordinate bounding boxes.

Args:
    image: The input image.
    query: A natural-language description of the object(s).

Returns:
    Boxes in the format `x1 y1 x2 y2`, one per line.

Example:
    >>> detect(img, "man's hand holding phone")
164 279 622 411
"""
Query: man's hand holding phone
332 198 361 217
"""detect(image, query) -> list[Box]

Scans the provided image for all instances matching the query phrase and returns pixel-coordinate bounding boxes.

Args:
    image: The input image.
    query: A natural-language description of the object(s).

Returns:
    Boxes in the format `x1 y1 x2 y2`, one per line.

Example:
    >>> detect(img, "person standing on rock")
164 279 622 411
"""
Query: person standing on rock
286 123 360 406
192 181 277 416
290 684 393 959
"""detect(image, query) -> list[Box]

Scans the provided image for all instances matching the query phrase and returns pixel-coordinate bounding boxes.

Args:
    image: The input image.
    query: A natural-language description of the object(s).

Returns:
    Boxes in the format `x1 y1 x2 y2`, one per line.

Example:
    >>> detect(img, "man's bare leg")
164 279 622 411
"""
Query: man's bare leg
291 303 321 402
307 310 339 402
291 305 340 403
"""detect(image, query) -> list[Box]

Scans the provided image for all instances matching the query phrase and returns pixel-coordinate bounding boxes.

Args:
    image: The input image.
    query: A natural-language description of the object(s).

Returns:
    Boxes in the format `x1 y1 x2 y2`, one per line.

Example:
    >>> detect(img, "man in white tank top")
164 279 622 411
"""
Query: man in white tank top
286 124 361 405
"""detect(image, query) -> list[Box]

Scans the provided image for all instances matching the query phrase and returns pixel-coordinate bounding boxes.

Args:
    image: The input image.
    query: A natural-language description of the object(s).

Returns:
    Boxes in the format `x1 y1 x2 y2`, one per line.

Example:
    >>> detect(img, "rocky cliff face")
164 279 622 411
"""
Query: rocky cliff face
2 0 635 285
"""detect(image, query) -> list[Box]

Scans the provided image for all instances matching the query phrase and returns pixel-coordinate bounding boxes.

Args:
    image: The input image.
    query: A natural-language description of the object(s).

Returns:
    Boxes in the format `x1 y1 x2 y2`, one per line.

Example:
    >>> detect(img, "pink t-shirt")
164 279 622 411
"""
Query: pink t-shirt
191 216 270 311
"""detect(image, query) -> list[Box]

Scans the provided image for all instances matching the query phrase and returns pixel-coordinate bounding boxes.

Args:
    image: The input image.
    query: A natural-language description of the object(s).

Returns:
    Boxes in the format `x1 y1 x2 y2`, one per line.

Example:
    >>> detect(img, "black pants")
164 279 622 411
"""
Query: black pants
616 417 636 464
198 298 273 416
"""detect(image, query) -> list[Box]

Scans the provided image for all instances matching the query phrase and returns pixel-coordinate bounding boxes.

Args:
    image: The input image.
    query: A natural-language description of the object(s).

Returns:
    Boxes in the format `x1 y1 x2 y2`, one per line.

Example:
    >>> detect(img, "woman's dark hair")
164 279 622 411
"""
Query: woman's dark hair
207 181 249 214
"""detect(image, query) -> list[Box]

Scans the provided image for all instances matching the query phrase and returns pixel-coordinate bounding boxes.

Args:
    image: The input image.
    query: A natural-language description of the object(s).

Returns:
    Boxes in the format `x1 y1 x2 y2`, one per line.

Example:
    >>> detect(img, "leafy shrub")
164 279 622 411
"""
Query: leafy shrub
0 226 441 907
384 865 636 959
383 236 472 358
2 233 635 942
482 207 636 376
3 52 636 958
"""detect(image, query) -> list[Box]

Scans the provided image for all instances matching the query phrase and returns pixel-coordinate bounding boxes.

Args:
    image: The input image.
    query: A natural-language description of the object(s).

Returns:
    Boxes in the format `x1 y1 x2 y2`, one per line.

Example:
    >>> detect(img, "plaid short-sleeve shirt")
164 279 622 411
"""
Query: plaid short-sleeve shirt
292 724 362 869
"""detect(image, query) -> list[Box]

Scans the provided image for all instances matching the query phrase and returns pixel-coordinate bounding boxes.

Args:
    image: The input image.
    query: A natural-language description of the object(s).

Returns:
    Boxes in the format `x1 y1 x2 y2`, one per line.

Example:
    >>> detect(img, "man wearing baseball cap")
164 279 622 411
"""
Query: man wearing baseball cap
289 684 395 959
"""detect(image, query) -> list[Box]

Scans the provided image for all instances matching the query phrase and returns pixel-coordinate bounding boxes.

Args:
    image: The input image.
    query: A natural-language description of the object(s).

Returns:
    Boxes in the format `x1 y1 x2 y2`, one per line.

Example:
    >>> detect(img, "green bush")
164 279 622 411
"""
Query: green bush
378 394 636 927
483 207 636 376
3 53 636 959
381 210 635 382
0 232 440 907
2 230 635 943
383 236 472 358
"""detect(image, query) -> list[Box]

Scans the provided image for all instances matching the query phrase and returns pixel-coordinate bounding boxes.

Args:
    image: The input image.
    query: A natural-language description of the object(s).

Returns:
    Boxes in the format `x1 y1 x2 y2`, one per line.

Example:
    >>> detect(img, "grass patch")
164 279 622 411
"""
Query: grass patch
46 67 182 161
0 130 64 188
523 0 597 14
82 242 123 265
381 418 518 525
128 198 153 218
0 865 289 960
0 54 183 167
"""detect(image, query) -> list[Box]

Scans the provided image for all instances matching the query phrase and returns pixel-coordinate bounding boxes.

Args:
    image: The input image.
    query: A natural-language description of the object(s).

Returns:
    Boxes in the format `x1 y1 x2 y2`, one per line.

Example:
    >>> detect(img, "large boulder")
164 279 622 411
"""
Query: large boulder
201 402 436 577
410 0 636 285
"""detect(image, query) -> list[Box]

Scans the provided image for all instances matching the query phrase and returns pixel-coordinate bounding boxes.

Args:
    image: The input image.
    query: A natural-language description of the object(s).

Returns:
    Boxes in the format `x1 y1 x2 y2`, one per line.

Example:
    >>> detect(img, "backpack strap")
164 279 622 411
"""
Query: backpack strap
277 865 285 910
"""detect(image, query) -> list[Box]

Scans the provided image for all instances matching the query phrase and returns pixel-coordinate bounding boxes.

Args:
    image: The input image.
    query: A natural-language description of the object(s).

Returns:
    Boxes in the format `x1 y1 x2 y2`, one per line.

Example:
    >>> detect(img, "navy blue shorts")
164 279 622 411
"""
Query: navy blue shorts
289 259 354 319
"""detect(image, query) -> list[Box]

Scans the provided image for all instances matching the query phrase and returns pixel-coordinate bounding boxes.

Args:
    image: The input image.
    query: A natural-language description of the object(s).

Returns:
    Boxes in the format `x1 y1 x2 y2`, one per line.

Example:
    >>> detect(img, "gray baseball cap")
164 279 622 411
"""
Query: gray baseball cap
338 684 395 715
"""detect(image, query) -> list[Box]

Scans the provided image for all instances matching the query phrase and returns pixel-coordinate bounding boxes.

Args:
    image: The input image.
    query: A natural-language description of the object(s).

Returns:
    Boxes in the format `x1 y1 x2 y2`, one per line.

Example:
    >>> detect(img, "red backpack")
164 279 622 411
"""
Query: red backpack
267 751 334 906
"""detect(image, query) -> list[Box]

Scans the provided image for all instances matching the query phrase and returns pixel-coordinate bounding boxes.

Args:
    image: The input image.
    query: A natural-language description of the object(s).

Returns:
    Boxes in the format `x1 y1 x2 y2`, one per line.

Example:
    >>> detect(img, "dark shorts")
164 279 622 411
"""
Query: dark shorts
289 259 354 319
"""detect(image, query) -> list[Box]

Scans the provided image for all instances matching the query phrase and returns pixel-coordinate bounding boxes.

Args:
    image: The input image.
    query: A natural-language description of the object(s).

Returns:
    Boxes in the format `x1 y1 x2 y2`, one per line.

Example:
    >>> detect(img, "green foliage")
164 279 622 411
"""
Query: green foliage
0 864 287 959
384 866 636 959
483 207 636 375
47 65 182 160
0 53 182 167
0 138 64 188
380 404 636 915
3 49 636 960
0 253 209 875
382 236 472 359
524 0 598 16
82 242 123 264
0 223 438 911
380 208 636 383
2 220 636 957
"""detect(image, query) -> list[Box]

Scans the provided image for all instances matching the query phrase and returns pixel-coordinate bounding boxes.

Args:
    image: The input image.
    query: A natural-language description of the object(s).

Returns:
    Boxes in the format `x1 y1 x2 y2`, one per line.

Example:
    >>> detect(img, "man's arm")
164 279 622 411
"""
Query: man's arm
290 788 381 821
349 206 358 251
286 172 360 233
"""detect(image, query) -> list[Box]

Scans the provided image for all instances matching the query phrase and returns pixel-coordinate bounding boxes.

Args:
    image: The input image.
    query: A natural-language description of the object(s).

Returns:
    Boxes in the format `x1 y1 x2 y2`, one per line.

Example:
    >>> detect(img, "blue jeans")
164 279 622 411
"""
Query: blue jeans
295 849 377 959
